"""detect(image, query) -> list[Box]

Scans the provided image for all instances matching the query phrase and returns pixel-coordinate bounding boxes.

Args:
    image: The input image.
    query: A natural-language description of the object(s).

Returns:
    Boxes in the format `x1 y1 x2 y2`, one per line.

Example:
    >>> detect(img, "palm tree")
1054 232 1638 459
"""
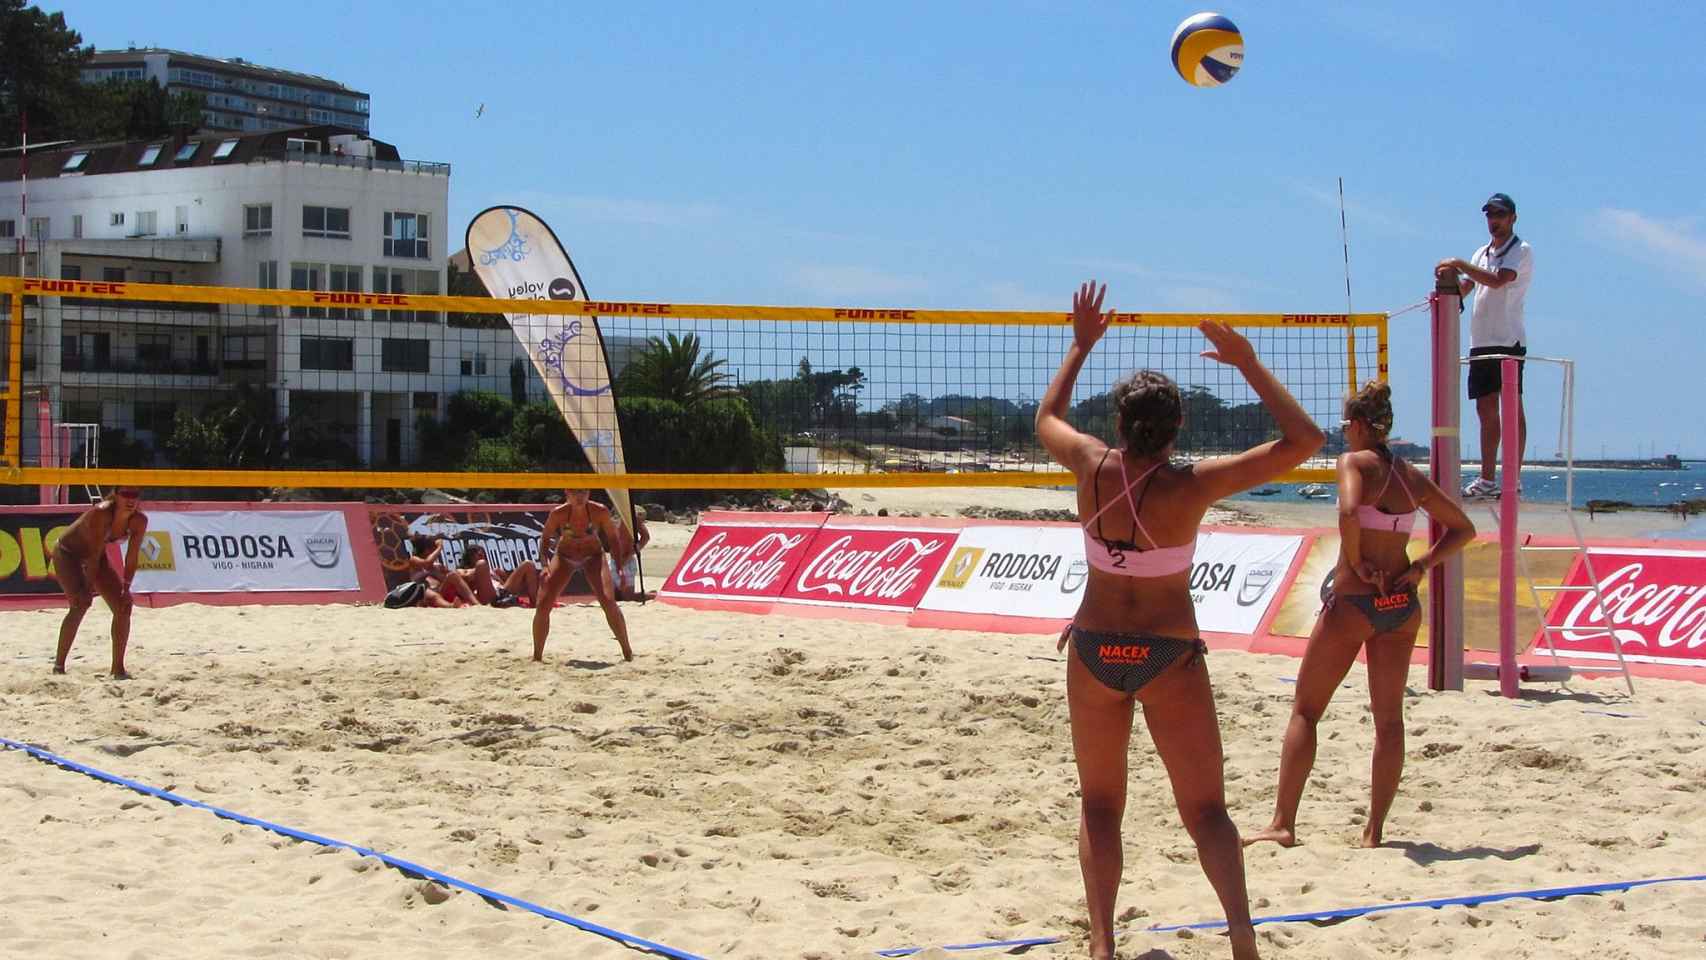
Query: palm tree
618 333 734 408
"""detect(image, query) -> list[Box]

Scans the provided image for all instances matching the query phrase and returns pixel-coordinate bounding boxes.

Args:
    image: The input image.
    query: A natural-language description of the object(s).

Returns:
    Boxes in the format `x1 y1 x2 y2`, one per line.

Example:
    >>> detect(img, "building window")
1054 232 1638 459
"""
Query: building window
328 263 363 320
301 336 355 371
290 262 325 318
145 270 172 284
303 205 351 239
222 333 268 369
459 352 490 377
382 211 429 259
175 141 201 162
135 332 173 371
134 210 158 235
412 391 438 412
133 400 177 434
102 267 125 282
381 338 430 373
139 143 164 166
28 217 49 241
63 152 89 172
244 203 272 236
212 138 240 160
0 220 12 238
175 205 189 234
72 214 83 239
257 259 279 318
109 211 124 227
61 264 82 281
63 332 112 371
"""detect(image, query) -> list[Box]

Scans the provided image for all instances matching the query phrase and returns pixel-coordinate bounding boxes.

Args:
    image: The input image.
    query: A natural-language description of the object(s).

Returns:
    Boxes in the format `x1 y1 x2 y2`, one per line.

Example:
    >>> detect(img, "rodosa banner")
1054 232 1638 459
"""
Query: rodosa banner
918 526 1302 633
128 511 360 593
465 206 631 525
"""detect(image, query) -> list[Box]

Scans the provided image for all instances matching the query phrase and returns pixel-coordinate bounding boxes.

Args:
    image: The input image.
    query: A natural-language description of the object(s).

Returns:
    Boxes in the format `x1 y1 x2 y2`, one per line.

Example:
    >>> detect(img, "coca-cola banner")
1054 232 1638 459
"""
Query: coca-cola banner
659 513 829 603
780 522 960 611
1541 548 1706 668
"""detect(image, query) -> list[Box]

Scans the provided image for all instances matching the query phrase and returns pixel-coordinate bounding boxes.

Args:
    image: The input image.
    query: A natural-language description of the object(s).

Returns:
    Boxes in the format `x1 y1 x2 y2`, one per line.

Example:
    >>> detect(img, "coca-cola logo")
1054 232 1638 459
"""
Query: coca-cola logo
794 534 946 600
674 530 808 593
1555 560 1706 652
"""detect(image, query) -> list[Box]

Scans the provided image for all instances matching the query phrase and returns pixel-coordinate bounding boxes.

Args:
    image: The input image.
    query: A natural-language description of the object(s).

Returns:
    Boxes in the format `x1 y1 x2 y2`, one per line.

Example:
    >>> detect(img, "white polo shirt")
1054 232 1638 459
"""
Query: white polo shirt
1467 234 1533 348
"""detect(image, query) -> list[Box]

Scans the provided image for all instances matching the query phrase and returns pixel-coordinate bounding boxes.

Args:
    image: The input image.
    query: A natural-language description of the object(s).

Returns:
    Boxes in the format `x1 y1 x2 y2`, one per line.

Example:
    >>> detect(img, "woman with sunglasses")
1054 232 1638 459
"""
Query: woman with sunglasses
51 487 149 678
1245 382 1475 849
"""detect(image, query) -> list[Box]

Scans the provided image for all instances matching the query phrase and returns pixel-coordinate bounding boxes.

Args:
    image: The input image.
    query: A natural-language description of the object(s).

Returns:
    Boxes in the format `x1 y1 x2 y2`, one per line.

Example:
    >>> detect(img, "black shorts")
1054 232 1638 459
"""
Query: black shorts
1468 344 1525 400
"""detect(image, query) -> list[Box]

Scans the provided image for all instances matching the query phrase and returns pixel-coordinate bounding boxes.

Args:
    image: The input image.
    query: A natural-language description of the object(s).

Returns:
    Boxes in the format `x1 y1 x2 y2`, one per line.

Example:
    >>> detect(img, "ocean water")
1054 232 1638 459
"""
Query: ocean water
1233 463 1706 510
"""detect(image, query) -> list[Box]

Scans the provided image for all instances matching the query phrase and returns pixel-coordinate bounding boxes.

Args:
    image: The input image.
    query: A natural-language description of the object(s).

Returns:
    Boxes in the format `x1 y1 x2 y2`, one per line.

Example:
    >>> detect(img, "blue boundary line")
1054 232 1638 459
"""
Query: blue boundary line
0 736 709 960
1146 872 1706 932
875 873 1706 956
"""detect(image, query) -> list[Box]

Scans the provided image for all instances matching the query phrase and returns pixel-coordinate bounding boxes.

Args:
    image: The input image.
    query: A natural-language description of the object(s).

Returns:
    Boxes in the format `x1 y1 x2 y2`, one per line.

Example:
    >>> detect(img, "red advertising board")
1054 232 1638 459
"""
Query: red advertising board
779 522 960 611
1541 548 1706 668
660 513 829 603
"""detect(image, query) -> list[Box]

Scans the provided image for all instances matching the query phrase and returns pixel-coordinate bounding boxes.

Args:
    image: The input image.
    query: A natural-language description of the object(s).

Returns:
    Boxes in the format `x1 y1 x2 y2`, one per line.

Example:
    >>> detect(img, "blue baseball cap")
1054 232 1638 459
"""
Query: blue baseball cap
1482 193 1516 214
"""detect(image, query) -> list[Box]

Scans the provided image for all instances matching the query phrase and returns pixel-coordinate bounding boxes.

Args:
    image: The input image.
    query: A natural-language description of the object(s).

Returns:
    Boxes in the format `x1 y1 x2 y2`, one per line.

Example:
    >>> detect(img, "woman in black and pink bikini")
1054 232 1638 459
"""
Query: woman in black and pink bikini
1037 282 1324 960
1246 382 1474 850
532 489 633 663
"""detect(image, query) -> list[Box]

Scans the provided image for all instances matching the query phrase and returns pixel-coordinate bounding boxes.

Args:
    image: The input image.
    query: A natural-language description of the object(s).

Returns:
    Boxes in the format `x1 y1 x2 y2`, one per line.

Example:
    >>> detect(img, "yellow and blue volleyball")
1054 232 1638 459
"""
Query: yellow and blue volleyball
1170 12 1244 88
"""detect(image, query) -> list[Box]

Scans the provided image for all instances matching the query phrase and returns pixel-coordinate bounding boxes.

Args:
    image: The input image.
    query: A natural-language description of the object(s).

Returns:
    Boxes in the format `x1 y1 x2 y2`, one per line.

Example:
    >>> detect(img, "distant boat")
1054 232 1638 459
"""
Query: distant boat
1299 483 1332 500
1251 487 1281 497
1549 475 1561 480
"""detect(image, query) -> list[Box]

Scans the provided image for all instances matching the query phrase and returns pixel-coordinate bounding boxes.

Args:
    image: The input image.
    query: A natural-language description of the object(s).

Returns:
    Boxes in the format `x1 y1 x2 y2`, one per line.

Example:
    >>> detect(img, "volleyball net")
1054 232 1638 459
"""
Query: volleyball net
0 277 1385 493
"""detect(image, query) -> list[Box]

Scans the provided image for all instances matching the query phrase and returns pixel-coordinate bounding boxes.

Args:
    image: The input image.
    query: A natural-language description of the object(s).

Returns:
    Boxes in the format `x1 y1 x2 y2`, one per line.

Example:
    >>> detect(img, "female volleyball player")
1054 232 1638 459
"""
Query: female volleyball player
1245 382 1474 849
1037 281 1324 960
532 489 633 662
51 487 149 678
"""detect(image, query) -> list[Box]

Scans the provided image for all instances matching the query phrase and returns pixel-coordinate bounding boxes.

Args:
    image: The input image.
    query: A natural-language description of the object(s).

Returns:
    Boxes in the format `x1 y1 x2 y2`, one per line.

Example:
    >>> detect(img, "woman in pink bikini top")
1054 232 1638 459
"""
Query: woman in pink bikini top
1035 280 1326 960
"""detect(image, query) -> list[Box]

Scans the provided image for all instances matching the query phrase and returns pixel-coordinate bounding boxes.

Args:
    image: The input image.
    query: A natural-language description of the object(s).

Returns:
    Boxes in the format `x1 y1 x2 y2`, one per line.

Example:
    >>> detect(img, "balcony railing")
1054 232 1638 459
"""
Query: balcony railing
61 356 221 376
272 148 449 177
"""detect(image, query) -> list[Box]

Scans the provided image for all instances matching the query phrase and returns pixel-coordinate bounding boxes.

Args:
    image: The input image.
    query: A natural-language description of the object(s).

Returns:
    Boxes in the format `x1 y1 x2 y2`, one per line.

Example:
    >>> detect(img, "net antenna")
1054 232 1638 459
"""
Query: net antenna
1338 177 1354 318
1338 177 1358 392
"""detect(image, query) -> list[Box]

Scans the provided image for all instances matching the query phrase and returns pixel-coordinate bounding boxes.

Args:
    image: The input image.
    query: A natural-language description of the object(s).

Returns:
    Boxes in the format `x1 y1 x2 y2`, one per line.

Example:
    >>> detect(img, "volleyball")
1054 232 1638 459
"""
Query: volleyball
1170 12 1244 88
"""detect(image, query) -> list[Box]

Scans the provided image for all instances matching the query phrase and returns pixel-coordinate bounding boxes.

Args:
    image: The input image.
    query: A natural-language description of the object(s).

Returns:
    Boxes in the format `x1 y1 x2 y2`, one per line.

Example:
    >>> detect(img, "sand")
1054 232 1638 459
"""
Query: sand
4 490 1703 958
4 586 1706 959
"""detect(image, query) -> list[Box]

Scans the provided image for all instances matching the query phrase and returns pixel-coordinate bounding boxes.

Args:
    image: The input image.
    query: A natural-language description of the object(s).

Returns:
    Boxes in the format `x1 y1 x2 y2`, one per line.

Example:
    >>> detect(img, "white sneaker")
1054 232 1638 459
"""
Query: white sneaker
1463 477 1498 498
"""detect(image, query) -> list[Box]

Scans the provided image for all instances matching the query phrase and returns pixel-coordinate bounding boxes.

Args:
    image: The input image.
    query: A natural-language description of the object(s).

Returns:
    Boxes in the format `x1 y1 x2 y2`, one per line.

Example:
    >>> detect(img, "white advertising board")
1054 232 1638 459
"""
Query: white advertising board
919 526 1301 634
127 511 361 593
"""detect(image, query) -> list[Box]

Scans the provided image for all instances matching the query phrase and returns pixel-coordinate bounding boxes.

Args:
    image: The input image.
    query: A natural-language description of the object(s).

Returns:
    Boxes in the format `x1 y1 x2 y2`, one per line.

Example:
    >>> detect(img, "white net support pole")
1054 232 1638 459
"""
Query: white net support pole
1497 357 1522 697
1428 279 1466 691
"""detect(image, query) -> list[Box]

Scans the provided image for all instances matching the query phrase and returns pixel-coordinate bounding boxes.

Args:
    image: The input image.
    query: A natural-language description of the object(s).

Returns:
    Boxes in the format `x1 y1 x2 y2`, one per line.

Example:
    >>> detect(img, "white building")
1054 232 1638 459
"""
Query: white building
1 126 548 470
84 48 371 135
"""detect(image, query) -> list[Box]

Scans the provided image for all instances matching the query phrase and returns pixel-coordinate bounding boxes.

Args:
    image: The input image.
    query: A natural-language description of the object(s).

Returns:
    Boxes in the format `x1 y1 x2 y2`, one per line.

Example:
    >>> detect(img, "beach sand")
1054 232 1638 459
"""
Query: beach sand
4 584 1705 958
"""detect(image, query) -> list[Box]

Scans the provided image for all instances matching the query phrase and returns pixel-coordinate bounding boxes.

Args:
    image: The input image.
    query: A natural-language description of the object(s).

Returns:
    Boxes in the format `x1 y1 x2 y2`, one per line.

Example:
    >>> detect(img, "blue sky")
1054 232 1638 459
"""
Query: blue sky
55 1 1706 458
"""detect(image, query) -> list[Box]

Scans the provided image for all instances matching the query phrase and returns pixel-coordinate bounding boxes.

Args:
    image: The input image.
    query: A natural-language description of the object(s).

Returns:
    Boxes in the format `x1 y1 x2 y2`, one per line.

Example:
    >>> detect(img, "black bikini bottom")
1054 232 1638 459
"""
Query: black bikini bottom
1072 627 1206 694
1332 588 1420 633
